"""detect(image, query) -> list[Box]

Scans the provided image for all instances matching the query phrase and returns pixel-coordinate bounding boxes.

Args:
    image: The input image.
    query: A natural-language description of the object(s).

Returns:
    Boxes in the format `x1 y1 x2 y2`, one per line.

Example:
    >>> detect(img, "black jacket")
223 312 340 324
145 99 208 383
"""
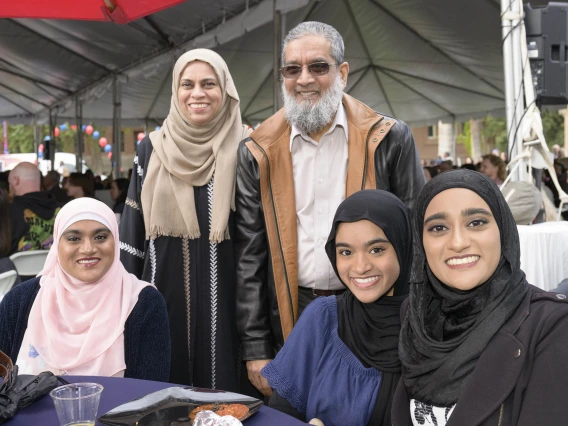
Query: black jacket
392 285 568 426
235 102 425 361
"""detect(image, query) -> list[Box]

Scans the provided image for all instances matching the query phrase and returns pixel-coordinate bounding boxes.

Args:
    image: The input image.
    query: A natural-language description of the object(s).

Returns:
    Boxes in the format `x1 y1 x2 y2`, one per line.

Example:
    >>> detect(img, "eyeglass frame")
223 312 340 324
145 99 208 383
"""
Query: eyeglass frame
279 62 339 80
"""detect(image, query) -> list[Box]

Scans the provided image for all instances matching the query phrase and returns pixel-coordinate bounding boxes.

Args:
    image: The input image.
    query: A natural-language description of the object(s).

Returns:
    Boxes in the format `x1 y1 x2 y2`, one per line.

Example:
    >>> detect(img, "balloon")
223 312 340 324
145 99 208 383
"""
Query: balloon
137 132 145 141
38 144 44 152
104 144 112 153
86 125 94 135
59 123 67 131
43 136 50 141
99 137 108 147
154 126 161 131
71 125 77 130
107 152 112 159
137 140 141 146
81 125 86 131
54 127 60 137
93 130 100 139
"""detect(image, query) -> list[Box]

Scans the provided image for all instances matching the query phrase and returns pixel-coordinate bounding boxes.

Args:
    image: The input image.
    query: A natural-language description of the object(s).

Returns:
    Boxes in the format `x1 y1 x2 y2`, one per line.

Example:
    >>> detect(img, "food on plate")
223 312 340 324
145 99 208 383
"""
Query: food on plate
189 404 249 422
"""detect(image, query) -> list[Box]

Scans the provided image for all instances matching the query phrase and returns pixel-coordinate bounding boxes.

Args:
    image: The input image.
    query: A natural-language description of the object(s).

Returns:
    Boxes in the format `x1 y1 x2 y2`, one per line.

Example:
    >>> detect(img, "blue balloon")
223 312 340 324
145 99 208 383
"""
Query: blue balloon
43 136 51 141
81 125 86 131
104 144 112 153
60 123 67 131
155 126 161 131
93 130 100 139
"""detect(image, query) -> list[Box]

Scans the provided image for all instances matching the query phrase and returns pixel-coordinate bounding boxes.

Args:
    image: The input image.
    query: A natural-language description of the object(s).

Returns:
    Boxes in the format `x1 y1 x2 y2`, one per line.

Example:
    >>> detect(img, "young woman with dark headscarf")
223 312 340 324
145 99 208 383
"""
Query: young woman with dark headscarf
119 49 250 389
261 190 412 426
393 169 568 426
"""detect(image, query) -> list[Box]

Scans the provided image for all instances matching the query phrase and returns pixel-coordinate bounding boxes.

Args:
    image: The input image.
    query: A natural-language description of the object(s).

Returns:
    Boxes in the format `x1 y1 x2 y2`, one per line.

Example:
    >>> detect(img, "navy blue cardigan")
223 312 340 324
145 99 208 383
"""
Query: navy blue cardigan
0 277 171 382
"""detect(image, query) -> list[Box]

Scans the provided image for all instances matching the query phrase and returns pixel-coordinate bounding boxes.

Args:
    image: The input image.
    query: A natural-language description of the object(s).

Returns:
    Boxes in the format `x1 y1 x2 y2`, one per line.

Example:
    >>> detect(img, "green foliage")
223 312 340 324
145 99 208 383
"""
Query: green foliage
541 110 564 150
6 124 36 153
457 121 472 157
482 115 507 153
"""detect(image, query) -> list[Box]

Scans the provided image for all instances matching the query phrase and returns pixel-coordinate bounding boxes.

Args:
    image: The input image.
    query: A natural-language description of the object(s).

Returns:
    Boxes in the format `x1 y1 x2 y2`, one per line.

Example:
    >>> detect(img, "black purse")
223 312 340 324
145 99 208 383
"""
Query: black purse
0 350 60 424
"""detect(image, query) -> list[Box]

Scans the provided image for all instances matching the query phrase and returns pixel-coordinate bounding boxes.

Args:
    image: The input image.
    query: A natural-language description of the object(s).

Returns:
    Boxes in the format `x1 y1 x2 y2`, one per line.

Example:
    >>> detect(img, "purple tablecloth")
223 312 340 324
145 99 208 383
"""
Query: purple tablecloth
6 376 307 425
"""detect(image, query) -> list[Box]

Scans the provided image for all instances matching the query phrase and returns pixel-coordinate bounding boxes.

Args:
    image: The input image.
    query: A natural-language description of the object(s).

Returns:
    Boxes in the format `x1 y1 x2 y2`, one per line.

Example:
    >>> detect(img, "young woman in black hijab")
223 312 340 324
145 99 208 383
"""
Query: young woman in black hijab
261 189 412 426
394 169 568 426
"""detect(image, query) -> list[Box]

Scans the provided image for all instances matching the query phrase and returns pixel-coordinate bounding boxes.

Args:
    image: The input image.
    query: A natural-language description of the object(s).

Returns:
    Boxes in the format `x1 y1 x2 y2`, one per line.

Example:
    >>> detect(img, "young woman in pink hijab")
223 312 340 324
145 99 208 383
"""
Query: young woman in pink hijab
0 198 170 380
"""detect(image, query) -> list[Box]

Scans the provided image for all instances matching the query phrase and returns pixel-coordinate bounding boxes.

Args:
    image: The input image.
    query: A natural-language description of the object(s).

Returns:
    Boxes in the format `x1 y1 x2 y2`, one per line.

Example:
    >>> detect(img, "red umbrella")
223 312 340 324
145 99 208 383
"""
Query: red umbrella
1 0 186 24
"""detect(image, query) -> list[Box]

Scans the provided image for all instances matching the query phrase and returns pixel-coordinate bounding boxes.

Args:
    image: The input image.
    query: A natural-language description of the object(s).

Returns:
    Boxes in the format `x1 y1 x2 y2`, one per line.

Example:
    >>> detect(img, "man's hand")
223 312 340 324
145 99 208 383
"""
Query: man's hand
246 359 273 396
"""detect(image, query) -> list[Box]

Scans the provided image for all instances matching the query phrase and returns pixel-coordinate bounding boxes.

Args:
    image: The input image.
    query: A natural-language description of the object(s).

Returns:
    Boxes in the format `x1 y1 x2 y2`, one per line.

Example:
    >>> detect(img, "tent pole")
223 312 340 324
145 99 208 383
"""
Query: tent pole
501 0 523 180
112 73 122 178
75 96 83 173
49 109 55 172
273 2 281 114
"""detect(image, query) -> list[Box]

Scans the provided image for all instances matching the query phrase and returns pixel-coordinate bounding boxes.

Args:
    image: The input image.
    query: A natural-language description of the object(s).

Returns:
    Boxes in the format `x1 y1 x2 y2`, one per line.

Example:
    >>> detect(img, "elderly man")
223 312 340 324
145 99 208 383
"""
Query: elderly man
8 162 60 254
235 21 425 396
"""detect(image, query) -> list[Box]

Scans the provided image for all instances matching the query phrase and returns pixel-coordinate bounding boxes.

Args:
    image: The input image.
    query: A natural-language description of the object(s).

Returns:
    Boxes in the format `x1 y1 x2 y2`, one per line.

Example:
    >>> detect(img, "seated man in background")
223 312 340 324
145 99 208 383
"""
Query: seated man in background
43 170 71 204
8 162 60 254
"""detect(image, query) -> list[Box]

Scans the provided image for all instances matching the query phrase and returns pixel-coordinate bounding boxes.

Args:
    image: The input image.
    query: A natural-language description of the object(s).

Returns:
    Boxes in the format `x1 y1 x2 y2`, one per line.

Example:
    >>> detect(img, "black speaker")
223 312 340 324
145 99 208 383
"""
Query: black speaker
525 2 568 105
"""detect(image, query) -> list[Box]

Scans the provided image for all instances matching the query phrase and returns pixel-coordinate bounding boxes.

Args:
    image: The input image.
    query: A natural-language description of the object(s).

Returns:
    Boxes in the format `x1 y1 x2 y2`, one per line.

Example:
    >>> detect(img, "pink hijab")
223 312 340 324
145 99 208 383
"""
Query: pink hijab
23 198 153 376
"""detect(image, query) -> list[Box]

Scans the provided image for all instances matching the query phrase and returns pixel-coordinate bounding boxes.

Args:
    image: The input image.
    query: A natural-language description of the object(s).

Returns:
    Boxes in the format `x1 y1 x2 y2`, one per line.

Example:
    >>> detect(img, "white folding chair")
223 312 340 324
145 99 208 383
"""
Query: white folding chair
9 250 49 277
0 270 18 301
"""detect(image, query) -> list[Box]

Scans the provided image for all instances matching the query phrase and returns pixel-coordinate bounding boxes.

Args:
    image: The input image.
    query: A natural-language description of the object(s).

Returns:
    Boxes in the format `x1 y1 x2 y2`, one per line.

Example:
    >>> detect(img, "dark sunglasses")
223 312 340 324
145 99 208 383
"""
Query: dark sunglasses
280 62 337 79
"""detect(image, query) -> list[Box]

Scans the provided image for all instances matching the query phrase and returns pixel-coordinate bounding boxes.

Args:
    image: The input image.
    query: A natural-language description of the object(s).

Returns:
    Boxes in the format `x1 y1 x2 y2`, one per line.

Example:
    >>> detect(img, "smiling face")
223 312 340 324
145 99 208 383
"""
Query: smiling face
58 220 115 283
177 61 223 125
423 188 501 291
335 220 400 303
282 35 348 105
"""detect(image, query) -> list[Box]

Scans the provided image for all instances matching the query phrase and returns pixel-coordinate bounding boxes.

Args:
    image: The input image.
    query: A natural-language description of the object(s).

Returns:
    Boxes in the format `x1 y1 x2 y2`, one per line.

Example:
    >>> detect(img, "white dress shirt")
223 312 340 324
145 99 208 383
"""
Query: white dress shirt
290 104 348 290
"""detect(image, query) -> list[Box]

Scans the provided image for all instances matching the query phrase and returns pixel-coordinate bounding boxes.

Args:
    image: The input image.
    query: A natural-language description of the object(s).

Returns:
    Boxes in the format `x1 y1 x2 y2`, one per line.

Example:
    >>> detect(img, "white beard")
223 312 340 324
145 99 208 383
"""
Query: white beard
283 75 344 135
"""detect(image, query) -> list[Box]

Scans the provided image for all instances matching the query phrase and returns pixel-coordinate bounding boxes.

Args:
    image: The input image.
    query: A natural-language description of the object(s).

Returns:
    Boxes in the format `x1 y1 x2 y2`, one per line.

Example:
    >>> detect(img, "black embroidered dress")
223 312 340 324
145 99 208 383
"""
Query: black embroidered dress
120 136 239 390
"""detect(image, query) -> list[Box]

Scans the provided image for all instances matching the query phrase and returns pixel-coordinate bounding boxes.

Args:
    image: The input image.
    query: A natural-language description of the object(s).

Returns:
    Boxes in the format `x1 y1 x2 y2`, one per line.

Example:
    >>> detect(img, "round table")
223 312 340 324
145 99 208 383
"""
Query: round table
8 376 307 425
517 221 568 290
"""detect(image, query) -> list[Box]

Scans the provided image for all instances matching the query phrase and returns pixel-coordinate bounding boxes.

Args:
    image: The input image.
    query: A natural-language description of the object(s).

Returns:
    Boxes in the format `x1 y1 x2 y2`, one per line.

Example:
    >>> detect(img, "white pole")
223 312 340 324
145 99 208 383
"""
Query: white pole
511 0 526 180
501 0 520 178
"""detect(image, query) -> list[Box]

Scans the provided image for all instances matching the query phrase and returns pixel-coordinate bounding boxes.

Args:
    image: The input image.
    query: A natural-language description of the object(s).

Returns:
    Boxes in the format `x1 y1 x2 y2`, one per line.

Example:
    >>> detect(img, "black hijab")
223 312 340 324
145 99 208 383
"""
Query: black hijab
399 170 529 406
325 190 412 426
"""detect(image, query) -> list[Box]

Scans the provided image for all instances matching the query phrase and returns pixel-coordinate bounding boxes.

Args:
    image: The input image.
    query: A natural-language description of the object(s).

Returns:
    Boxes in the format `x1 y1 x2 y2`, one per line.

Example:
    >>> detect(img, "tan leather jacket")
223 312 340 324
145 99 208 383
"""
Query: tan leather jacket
235 94 425 360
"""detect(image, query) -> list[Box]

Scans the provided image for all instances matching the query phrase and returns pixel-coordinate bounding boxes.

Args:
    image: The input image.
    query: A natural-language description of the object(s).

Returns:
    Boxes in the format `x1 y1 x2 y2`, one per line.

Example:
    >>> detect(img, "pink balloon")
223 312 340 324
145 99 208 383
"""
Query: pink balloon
54 127 60 137
86 125 94 135
71 125 77 130
99 137 108 148
137 132 145 141
107 152 112 159
38 144 44 152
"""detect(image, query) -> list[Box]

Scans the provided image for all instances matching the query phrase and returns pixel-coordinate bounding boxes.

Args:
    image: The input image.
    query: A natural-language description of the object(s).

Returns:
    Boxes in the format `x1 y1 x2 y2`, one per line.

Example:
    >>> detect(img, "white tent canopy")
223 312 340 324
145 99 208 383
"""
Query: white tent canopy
0 0 509 127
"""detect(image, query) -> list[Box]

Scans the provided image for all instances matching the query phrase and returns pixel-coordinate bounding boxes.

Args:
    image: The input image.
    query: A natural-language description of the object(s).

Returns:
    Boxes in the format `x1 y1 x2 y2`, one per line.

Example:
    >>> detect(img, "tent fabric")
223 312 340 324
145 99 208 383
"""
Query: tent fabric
0 0 505 127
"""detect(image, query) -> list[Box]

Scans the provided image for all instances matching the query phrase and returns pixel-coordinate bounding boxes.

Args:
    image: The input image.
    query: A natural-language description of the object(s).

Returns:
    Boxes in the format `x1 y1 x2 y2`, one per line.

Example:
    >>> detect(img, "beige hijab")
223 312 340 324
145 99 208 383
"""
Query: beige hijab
141 49 249 242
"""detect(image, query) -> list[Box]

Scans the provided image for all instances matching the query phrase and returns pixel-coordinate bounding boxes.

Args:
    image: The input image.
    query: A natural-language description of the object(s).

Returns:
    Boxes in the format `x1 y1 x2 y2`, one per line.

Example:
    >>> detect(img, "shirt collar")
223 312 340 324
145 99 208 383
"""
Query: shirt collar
290 102 348 150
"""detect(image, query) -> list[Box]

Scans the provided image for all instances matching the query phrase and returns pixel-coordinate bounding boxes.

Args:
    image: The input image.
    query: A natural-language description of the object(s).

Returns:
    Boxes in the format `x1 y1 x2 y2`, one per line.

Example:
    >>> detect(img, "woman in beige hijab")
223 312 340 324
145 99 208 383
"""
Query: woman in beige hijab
119 49 250 389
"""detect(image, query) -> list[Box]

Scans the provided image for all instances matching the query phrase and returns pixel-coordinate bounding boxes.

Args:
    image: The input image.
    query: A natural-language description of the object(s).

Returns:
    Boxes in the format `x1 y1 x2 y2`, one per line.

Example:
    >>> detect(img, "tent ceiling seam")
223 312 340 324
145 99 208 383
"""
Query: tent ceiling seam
0 93 32 115
28 0 266 120
346 65 371 93
146 71 171 118
243 70 273 117
373 65 505 101
378 68 455 117
0 81 50 108
374 68 395 117
144 16 175 46
128 21 168 45
369 0 504 95
342 0 394 116
0 61 71 94
8 19 110 72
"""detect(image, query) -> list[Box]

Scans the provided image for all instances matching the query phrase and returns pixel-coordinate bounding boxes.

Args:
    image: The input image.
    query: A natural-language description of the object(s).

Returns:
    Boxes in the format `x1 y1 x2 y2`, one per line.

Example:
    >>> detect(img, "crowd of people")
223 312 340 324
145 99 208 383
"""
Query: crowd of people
1 21 568 426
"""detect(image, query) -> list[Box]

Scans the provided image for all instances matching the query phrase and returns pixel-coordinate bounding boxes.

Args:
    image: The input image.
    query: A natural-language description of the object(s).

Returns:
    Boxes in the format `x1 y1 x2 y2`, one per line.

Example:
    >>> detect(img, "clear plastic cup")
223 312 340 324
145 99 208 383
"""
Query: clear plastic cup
50 383 104 426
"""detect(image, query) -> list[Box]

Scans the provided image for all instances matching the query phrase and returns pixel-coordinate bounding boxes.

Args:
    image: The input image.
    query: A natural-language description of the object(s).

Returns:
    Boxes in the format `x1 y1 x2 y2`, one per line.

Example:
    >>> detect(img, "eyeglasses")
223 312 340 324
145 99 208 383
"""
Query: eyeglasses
280 62 337 79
